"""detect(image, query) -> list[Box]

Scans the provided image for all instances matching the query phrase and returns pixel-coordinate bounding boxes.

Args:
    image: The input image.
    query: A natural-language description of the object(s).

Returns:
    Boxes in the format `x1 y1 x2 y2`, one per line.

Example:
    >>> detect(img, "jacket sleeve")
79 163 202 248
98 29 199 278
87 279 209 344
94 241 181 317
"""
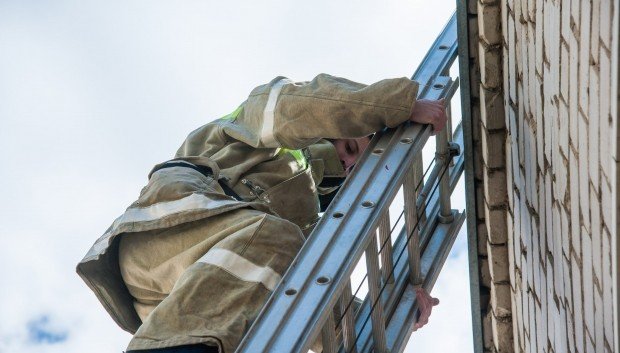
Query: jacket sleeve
221 73 419 149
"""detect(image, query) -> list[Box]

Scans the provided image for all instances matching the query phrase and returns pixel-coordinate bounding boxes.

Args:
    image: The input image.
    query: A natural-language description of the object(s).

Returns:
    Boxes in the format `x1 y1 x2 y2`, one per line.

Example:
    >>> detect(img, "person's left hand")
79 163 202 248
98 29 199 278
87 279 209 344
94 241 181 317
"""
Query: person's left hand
413 288 440 331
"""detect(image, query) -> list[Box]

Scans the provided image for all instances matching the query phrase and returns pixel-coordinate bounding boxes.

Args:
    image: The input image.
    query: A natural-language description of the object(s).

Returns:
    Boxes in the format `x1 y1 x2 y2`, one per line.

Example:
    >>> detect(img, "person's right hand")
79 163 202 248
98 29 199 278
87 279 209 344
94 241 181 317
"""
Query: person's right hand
412 288 440 331
409 98 448 135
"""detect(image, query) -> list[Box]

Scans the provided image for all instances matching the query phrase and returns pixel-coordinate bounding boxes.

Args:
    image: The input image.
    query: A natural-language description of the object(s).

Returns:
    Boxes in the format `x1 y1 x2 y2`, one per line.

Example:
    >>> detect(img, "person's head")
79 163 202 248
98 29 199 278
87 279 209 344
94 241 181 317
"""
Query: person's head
330 136 372 175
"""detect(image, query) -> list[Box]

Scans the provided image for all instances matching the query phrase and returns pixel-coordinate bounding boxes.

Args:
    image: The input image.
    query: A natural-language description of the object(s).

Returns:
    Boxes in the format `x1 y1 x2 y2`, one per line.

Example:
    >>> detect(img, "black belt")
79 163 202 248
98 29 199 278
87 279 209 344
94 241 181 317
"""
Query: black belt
151 161 242 201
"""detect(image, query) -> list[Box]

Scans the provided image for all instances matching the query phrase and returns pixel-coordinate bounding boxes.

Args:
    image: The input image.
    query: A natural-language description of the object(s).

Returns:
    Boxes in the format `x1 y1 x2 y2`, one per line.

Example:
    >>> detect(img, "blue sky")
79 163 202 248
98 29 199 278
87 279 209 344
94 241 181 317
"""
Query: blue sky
0 1 472 352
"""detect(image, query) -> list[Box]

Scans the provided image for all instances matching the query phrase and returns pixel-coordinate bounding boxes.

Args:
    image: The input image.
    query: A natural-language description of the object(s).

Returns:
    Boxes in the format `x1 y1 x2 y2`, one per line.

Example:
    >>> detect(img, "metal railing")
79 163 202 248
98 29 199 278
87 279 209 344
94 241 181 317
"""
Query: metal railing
237 13 465 353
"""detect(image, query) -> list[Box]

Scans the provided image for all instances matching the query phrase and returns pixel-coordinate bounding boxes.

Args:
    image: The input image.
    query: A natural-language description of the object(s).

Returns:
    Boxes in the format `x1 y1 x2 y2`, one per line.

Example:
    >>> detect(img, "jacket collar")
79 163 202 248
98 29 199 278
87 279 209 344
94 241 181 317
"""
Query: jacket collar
306 139 346 180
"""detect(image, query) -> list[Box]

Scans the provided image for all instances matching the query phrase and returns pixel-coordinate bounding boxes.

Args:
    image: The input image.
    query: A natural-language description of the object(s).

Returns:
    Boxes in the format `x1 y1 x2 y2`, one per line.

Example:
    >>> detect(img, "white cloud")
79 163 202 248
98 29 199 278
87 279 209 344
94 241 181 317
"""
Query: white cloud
0 1 470 352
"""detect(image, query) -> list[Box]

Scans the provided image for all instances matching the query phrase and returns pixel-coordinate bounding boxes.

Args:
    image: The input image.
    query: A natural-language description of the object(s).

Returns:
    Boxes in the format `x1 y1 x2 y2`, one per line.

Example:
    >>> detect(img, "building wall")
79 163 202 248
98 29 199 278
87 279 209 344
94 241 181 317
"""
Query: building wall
467 0 619 352
465 0 515 351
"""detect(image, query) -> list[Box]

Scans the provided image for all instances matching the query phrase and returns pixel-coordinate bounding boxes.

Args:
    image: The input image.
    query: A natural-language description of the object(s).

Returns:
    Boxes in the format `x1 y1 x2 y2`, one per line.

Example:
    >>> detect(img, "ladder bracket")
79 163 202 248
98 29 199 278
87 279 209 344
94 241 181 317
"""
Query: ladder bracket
448 141 461 158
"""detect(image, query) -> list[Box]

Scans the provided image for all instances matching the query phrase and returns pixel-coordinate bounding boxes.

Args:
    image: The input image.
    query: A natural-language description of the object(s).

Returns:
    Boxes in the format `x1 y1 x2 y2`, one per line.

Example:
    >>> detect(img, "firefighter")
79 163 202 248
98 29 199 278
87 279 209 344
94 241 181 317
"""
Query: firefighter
77 74 445 353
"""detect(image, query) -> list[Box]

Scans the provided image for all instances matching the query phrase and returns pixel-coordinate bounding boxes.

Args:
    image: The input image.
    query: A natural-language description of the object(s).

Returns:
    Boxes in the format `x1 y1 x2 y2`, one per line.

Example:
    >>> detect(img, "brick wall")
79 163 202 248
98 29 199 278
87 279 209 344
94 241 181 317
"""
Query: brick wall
465 0 515 351
467 0 618 352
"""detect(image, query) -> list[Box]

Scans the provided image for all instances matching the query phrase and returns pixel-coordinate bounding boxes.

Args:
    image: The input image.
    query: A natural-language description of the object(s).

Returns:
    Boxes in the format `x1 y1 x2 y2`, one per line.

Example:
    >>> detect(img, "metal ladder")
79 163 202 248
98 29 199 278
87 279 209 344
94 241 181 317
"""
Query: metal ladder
237 13 465 353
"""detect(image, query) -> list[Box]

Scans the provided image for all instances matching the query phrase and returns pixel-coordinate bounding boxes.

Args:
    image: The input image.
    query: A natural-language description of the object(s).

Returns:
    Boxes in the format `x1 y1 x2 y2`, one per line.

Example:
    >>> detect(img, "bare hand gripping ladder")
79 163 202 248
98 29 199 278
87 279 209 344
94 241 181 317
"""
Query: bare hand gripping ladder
237 13 465 353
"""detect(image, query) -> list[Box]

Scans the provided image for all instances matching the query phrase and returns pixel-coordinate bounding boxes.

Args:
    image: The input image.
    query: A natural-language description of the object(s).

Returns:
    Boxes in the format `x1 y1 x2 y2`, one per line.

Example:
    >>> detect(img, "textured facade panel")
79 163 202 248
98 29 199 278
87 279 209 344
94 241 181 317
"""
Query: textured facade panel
467 0 618 352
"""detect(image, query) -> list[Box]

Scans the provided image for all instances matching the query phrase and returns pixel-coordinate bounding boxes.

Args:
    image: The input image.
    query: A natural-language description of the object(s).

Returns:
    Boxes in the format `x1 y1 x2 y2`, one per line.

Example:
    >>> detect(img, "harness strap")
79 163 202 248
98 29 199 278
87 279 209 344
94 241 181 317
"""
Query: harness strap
150 162 242 201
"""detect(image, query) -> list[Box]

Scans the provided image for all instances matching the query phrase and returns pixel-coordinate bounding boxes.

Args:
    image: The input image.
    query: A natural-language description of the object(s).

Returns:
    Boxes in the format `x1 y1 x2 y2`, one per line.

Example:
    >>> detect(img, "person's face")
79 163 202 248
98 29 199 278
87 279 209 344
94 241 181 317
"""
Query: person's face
331 136 372 175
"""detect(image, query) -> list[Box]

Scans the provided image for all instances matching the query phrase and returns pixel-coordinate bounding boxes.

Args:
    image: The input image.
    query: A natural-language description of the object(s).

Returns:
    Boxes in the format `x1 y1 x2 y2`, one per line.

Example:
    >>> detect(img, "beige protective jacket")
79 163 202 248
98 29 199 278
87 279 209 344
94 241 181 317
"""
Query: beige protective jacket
76 74 418 339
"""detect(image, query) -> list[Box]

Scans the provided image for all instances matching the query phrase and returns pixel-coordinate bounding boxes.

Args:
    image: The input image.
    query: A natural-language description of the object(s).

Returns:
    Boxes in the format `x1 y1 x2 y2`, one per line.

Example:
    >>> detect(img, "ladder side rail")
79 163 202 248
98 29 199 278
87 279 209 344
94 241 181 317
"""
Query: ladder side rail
348 173 466 353
403 75 457 289
331 69 465 353
348 109 466 353
383 213 466 353
343 195 444 353
236 13 459 353
236 122 430 353
411 14 458 97
415 75 460 216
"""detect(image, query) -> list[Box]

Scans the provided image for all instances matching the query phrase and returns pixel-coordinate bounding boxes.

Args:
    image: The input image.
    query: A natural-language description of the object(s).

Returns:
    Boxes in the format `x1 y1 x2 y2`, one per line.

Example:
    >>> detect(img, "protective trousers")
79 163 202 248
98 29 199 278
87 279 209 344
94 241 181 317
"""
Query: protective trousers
118 208 305 353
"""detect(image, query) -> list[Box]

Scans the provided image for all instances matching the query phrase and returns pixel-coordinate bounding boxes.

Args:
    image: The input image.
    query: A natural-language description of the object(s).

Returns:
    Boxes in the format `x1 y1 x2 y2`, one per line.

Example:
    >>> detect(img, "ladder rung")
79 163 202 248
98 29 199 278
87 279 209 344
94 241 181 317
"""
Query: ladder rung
378 212 394 284
403 167 422 286
364 235 388 353
320 312 337 353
